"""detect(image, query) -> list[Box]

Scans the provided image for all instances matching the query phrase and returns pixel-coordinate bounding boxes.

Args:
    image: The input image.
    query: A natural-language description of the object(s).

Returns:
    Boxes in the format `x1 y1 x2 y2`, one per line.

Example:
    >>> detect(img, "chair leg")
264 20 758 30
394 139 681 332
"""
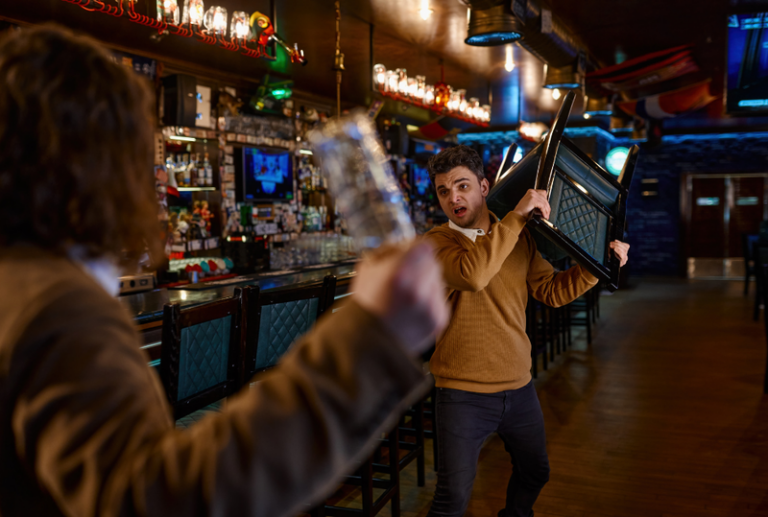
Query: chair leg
388 426 400 517
414 401 425 487
361 458 374 515
548 308 555 362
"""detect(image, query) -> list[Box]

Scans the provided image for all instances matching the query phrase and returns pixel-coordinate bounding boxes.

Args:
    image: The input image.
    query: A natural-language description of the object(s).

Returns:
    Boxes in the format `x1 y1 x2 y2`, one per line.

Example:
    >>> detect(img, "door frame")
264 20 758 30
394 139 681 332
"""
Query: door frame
680 172 768 277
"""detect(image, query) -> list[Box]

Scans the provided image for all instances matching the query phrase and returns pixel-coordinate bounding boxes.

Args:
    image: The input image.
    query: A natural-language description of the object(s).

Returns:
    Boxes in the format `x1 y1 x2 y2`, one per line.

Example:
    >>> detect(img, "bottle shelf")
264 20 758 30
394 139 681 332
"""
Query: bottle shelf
177 187 217 192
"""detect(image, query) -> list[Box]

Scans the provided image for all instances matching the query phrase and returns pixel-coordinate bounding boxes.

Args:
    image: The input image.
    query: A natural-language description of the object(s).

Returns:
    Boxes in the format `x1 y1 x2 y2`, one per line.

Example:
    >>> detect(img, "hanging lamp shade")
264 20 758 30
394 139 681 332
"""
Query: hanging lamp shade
584 96 613 116
465 3 524 46
543 63 582 90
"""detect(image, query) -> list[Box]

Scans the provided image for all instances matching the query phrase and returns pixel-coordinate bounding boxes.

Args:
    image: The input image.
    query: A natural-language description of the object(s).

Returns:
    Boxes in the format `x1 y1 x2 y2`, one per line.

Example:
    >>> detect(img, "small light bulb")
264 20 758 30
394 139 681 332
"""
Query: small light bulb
584 113 591 119
552 88 561 100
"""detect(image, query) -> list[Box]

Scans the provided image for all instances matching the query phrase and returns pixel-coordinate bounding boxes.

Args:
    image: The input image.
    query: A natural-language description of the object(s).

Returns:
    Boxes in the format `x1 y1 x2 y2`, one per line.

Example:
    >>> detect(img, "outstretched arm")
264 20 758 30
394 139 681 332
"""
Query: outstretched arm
12 244 447 517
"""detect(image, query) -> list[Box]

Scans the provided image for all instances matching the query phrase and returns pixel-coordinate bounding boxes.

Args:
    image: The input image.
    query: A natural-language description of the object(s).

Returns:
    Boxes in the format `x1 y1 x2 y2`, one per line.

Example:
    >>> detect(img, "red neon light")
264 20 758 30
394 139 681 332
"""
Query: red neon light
59 0 306 64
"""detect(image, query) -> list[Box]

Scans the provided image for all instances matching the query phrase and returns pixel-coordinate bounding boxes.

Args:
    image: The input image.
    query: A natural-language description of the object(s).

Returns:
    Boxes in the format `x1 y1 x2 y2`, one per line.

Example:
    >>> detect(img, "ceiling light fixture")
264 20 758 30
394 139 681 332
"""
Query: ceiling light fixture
504 45 515 72
419 0 433 20
464 2 523 46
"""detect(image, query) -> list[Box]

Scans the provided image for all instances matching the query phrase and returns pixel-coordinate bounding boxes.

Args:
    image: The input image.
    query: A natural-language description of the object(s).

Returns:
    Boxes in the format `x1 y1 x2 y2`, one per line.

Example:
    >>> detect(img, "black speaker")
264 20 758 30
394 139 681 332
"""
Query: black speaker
381 123 408 156
162 74 197 127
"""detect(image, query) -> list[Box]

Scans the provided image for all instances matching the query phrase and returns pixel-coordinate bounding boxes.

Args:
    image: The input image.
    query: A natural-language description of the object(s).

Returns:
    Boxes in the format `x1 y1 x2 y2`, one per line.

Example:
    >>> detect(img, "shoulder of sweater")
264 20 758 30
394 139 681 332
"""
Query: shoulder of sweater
424 223 461 243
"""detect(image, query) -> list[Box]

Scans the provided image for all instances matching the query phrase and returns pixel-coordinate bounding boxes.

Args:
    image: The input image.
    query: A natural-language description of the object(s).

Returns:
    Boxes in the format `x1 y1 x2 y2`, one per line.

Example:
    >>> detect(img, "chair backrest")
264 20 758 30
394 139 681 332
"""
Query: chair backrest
242 275 336 380
160 289 242 419
486 91 639 291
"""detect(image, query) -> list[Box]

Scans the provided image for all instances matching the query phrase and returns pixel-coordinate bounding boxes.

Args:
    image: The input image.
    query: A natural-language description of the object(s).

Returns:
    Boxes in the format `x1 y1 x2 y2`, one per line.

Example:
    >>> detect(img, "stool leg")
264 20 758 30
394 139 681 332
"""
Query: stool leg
361 459 374 516
389 426 400 517
415 401 425 487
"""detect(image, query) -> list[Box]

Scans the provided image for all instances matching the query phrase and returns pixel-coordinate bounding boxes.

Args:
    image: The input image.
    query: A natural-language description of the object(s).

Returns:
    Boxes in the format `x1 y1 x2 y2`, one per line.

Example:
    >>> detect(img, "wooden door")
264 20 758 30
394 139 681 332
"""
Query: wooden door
689 177 726 258
728 176 767 257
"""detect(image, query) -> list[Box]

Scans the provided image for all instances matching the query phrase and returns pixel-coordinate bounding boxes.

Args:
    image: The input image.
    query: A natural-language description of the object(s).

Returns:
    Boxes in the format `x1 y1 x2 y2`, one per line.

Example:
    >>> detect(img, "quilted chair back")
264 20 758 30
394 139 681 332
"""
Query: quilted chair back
486 90 638 291
160 289 243 419
242 275 337 380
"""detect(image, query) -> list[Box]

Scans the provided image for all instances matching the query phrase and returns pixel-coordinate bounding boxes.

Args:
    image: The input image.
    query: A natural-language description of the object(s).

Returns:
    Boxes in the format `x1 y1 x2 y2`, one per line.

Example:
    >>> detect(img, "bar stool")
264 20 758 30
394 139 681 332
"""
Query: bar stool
242 275 337 380
381 400 426 487
568 287 595 345
311 423 401 517
159 289 244 423
527 296 548 378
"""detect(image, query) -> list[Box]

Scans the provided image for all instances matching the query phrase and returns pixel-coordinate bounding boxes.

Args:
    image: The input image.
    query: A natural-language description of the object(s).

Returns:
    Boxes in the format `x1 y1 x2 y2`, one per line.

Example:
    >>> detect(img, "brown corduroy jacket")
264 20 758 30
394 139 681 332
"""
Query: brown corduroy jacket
0 247 428 517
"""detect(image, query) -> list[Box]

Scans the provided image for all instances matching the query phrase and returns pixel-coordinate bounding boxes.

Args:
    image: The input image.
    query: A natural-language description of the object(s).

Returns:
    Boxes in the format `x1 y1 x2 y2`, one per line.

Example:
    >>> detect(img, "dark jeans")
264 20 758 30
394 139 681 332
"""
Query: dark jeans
427 381 550 517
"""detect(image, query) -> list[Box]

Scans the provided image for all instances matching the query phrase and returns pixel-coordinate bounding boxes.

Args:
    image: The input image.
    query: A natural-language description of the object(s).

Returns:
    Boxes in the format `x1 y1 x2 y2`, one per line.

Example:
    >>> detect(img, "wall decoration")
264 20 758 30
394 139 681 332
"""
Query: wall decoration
59 0 307 64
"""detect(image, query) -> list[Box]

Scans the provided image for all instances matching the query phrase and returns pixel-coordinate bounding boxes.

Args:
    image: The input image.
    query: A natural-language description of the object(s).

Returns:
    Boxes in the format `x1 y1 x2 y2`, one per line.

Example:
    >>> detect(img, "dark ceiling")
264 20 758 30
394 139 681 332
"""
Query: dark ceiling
2 0 768 129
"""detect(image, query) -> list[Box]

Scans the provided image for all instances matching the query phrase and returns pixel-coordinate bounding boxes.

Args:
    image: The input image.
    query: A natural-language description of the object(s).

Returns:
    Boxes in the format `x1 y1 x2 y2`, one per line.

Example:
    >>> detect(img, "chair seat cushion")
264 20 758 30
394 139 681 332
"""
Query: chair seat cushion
175 400 223 429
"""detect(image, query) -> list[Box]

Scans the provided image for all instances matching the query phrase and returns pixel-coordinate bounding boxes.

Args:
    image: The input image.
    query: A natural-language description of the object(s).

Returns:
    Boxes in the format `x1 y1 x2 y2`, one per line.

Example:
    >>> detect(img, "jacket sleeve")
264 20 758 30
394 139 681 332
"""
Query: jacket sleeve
10 290 428 517
524 231 599 307
426 211 527 292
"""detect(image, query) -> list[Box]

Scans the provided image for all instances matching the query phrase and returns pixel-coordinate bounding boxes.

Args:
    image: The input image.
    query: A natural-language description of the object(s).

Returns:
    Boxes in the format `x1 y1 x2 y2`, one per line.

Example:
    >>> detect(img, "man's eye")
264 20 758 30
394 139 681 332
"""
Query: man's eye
460 184 468 189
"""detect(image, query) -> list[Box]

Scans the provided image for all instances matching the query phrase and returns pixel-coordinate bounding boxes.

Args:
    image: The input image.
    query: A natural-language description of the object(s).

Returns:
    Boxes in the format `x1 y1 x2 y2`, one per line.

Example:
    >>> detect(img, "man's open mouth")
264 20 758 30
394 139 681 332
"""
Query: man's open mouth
453 207 467 217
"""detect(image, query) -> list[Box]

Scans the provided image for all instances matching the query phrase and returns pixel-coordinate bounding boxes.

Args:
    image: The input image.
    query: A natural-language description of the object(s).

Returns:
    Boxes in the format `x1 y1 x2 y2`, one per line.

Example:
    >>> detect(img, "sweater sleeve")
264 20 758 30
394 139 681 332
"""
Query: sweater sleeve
11 290 428 517
524 231 599 308
426 211 527 292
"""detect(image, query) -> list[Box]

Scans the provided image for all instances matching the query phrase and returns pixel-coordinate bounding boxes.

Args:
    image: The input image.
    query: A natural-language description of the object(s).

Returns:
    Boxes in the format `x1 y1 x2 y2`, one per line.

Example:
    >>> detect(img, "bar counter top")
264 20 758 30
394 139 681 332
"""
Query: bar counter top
122 263 357 326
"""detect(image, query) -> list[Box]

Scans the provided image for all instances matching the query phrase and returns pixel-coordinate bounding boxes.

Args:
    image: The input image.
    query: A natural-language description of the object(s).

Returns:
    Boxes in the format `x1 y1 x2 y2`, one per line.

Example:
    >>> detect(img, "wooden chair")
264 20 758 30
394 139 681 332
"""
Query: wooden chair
382 401 426 488
487 90 638 291
159 289 243 422
311 424 401 517
527 296 548 378
242 275 337 381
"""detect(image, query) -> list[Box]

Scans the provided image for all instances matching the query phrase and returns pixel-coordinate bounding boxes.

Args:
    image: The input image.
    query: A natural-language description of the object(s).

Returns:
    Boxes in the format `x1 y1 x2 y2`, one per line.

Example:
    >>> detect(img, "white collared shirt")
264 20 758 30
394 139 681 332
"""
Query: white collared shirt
448 220 487 243
69 247 121 297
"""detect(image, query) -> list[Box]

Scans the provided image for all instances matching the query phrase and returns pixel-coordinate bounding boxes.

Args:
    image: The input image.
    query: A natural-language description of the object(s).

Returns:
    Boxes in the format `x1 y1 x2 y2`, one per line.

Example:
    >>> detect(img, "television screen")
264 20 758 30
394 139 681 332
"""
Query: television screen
411 164 432 197
726 13 768 114
243 147 294 201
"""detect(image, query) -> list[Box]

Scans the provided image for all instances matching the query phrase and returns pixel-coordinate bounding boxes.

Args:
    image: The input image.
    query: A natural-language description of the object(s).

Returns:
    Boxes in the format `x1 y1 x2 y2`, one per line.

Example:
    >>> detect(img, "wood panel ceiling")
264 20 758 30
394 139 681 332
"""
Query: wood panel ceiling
1 0 762 126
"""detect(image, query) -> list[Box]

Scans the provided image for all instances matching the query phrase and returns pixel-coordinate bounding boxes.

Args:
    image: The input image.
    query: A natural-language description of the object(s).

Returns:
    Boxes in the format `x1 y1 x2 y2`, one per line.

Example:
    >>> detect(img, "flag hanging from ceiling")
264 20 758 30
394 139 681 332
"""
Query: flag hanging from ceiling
407 117 460 141
587 45 699 94
616 80 717 119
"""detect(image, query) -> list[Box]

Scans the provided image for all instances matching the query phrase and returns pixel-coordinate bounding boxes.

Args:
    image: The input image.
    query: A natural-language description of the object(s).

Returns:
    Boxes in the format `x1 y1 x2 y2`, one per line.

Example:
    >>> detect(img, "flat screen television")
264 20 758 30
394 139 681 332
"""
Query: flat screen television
411 164 432 197
726 13 768 114
242 147 294 201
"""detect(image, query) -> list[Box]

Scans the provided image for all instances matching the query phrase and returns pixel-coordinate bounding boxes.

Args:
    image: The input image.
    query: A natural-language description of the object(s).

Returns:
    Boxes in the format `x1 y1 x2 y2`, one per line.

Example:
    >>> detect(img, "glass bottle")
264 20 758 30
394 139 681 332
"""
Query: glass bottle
308 111 415 251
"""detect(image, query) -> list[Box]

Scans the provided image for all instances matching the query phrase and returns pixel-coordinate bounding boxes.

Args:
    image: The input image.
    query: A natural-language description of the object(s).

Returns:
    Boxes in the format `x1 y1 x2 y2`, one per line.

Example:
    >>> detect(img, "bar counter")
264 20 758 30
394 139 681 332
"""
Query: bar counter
123 263 357 327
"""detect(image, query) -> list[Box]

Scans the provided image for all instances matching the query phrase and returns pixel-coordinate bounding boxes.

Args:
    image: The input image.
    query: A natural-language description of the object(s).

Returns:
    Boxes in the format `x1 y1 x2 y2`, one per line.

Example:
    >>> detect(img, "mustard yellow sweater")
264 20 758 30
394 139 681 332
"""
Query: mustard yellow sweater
425 211 599 393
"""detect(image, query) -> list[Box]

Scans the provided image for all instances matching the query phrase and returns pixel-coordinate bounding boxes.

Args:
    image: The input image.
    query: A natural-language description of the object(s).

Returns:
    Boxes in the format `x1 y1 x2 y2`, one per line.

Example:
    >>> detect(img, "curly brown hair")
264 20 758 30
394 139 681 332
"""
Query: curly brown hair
0 24 162 264
427 145 485 185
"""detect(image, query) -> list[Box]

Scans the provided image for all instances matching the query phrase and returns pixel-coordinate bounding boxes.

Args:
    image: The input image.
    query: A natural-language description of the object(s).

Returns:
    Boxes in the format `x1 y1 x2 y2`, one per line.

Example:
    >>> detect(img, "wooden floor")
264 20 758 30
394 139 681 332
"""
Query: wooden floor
388 278 768 516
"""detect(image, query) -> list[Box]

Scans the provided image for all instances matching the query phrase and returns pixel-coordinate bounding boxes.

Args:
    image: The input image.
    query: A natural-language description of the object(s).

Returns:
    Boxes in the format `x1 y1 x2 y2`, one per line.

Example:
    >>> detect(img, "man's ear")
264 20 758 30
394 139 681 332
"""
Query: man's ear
480 177 490 197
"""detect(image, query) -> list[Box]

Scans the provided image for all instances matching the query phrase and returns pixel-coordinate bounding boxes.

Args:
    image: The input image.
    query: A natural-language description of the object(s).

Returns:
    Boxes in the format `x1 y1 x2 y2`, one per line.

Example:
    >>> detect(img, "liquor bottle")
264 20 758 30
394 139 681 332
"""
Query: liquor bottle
203 153 213 187
182 154 191 187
